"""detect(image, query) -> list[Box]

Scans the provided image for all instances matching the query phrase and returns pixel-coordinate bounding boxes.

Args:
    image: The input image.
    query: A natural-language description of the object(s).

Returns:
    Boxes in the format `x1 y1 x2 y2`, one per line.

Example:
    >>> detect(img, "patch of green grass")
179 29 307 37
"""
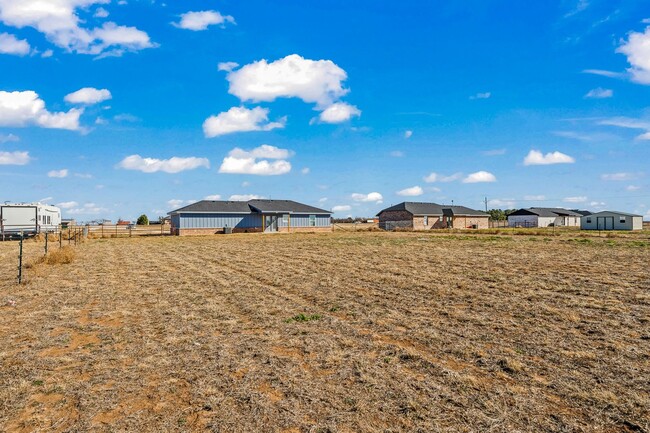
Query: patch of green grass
285 313 322 323
31 380 44 386
628 241 649 248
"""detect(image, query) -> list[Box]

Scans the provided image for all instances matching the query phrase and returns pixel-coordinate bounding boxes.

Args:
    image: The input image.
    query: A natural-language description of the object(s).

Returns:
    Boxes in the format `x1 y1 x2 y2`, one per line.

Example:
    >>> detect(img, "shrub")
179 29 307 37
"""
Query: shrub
137 214 149 226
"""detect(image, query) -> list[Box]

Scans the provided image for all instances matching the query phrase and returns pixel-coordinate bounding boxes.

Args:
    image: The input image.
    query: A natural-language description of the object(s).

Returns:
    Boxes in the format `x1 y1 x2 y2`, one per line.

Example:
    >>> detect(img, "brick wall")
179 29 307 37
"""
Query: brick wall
379 210 413 230
451 216 489 229
278 226 332 233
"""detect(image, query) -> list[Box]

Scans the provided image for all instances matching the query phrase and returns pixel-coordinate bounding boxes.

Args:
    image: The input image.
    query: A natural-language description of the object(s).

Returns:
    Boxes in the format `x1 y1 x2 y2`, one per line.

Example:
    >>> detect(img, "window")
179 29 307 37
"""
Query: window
620 217 626 223
282 214 289 224
586 217 591 223
309 215 316 227
423 216 428 226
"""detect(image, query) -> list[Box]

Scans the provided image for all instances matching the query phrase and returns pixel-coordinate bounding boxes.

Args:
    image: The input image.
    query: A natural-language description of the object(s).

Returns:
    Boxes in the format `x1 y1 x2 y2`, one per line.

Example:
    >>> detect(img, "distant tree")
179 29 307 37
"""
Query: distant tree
488 209 507 221
136 214 149 225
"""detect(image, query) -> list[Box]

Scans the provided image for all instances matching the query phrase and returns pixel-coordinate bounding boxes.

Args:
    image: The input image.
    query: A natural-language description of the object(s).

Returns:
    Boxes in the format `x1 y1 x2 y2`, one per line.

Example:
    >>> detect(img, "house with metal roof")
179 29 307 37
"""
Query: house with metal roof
507 207 582 228
377 202 489 230
580 211 643 231
168 199 332 235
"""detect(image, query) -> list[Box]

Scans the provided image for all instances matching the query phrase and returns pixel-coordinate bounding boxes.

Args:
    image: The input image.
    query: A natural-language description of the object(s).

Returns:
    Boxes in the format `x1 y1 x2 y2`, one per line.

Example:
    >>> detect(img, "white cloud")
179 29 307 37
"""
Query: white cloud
488 198 516 208
584 87 613 98
0 90 82 130
301 167 310 174
404 130 413 139
94 7 108 18
318 102 360 123
423 172 463 183
64 87 111 105
318 197 328 204
203 106 285 137
390 150 404 157
66 202 107 215
590 201 606 207
226 54 349 107
74 173 93 179
598 117 650 140
332 205 351 212
0 150 29 165
351 192 383 203
0 0 155 56
0 132 19 143
627 185 641 191
563 196 588 203
0 32 29 55
396 186 423 196
41 49 53 58
48 169 69 178
601 172 641 181
56 201 78 209
167 199 194 209
470 92 491 100
462 171 497 183
173 10 235 31
229 194 265 201
118 155 210 174
219 144 292 176
524 195 546 201
218 61 239 72
523 150 575 166
204 194 222 200
617 26 650 84
582 69 625 78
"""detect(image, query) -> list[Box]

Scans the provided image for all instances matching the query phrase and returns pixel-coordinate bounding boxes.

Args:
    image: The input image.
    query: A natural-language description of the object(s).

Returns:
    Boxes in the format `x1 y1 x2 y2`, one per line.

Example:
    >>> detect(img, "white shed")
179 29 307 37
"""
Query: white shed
581 211 643 231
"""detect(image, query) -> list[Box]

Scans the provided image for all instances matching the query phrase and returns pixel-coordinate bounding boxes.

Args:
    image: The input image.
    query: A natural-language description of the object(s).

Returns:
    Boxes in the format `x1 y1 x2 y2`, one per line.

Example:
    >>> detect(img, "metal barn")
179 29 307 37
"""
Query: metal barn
580 211 643 231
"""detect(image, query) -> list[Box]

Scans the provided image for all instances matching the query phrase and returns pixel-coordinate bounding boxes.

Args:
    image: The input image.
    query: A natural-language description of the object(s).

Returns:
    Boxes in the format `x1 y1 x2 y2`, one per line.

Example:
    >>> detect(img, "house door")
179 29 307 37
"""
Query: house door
264 215 278 232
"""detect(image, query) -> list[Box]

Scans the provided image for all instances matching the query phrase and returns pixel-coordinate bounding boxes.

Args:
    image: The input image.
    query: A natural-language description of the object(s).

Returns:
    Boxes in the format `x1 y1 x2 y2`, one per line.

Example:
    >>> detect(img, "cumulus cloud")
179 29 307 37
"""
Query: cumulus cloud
584 87 613 98
0 32 29 55
118 155 210 174
396 186 423 196
488 198 516 208
617 26 650 84
204 194 222 200
462 171 497 183
173 10 235 31
167 199 195 209
47 169 69 178
94 7 108 18
66 202 108 215
230 194 265 201
0 90 82 130
524 195 546 201
351 192 383 203
203 106 285 137
64 87 112 105
0 0 155 56
226 54 349 107
523 150 575 166
318 102 361 123
219 144 292 176
423 172 463 183
0 150 29 165
563 196 588 203
332 205 351 212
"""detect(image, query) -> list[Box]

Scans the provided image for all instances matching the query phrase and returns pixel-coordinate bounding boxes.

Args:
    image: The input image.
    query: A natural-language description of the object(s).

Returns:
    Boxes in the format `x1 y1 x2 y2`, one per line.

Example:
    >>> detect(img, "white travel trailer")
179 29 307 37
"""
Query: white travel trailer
0 203 61 238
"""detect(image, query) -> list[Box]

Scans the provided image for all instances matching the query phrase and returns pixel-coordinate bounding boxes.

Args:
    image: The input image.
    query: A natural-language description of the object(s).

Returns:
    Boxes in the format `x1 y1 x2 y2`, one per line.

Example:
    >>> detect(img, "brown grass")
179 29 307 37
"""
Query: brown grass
0 232 648 432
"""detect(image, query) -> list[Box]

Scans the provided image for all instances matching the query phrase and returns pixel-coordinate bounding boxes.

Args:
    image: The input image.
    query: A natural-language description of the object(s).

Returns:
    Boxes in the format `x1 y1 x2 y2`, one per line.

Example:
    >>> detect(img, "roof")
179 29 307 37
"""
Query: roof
586 210 643 218
169 199 332 215
571 209 592 216
377 202 488 217
509 207 583 218
248 199 332 214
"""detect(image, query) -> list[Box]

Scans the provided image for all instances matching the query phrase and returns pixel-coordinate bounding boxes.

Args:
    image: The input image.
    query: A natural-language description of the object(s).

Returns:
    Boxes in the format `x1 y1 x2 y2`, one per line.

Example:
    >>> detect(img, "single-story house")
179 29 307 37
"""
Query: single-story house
507 208 582 228
581 211 643 231
168 199 332 235
377 202 489 230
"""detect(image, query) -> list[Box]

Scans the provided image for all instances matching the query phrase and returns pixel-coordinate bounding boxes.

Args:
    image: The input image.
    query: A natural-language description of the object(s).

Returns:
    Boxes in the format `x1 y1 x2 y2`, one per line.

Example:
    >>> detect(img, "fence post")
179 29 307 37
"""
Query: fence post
18 231 23 284
68 228 71 245
45 231 48 255
59 231 62 249
101 224 104 238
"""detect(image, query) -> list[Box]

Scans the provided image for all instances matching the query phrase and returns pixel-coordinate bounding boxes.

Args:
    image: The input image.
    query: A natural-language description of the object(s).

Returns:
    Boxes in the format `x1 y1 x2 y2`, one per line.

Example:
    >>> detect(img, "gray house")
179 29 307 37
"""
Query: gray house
581 211 643 231
168 199 332 235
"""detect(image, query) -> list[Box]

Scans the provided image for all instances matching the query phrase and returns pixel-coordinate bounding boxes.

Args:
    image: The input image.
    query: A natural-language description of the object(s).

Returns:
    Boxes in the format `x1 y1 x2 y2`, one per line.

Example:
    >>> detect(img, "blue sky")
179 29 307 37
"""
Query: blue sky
1 0 650 221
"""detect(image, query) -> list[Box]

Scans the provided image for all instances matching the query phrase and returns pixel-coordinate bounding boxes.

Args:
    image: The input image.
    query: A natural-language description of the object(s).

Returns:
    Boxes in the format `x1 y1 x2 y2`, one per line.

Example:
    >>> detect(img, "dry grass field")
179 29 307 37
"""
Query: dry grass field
1 231 649 432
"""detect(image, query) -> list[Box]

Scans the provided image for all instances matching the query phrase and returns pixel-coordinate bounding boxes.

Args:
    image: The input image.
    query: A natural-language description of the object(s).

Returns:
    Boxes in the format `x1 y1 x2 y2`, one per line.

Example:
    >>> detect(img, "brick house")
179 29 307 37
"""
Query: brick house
168 199 332 235
377 202 489 230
